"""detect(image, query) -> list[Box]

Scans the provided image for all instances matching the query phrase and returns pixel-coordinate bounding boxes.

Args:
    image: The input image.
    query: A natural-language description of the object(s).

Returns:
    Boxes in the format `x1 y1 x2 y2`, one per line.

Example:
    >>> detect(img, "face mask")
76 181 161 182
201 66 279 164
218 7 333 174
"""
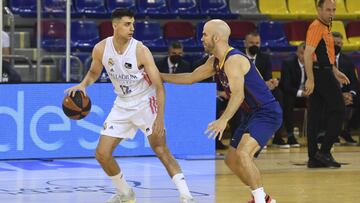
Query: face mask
248 45 259 56
334 45 341 55
170 55 182 64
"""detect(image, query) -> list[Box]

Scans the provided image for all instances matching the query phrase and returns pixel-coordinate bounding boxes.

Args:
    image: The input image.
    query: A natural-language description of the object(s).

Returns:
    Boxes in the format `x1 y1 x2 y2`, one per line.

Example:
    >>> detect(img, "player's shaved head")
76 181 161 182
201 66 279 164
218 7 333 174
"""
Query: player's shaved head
204 19 231 41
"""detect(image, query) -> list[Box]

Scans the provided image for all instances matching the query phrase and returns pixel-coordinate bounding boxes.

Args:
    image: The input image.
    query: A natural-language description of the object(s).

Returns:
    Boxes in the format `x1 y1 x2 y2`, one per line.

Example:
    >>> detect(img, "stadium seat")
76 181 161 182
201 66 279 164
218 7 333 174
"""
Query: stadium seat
74 0 108 18
332 21 359 51
198 0 237 19
163 21 199 51
71 21 100 52
258 0 297 20
195 21 206 49
334 0 357 19
9 0 37 17
229 0 266 19
134 21 167 52
346 0 360 18
258 21 295 51
137 0 176 19
284 21 310 46
43 0 79 17
288 0 317 20
227 21 256 49
347 21 360 47
168 0 205 19
106 0 137 13
99 21 113 40
39 20 67 52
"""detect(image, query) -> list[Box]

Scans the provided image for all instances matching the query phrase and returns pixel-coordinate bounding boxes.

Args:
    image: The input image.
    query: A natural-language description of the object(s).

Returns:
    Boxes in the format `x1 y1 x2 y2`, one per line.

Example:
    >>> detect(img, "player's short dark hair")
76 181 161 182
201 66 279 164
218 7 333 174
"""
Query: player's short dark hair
245 30 260 39
332 32 343 39
169 41 183 49
111 8 135 21
317 0 332 8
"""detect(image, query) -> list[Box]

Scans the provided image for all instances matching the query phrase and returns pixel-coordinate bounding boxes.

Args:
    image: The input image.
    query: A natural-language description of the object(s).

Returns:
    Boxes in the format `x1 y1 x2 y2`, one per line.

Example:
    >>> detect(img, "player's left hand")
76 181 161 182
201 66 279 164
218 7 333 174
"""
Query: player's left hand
152 117 165 137
205 118 228 140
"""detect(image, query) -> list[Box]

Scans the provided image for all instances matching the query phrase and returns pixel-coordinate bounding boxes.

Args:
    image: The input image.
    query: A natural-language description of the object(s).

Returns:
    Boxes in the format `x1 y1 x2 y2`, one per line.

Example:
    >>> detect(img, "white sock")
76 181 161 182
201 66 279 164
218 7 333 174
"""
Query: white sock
251 187 266 203
109 172 131 195
172 173 192 197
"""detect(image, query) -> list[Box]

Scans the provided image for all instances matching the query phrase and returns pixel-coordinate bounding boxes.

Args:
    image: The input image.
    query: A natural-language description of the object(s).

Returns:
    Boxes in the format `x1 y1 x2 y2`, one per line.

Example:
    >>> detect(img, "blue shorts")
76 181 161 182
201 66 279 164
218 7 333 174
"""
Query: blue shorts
230 101 282 149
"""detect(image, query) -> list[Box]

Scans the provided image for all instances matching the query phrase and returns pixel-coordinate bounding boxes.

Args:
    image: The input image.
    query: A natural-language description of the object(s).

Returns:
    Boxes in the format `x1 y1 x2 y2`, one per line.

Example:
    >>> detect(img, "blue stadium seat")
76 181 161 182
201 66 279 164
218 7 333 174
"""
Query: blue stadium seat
134 21 167 52
195 21 206 50
137 0 176 18
39 20 68 52
71 21 100 52
106 0 138 14
168 0 205 19
74 0 108 18
43 0 79 17
9 0 37 17
163 21 200 51
199 0 237 19
258 21 296 51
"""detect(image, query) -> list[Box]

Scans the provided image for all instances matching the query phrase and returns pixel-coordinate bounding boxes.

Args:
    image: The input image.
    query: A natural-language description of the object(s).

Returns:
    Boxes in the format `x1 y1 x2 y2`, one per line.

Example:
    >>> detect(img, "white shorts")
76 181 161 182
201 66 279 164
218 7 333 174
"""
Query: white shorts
100 88 158 139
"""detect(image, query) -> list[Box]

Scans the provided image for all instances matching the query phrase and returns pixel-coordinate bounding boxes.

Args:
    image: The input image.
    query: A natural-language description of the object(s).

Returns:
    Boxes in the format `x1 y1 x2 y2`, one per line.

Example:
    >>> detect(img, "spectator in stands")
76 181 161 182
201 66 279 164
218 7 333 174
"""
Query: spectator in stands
156 41 192 74
1 31 21 83
332 31 358 145
279 42 307 148
244 31 288 148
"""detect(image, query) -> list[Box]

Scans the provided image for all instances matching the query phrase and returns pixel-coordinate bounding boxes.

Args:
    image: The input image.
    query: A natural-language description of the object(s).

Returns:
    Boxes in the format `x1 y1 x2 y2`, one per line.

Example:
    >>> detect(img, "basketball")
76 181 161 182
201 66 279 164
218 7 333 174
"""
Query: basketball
62 91 91 120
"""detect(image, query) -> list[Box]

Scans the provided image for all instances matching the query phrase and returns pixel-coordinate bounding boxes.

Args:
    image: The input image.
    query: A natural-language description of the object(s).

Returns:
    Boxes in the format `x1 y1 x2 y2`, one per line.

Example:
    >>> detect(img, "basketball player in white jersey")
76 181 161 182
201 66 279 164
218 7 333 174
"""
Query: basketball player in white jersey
65 8 194 203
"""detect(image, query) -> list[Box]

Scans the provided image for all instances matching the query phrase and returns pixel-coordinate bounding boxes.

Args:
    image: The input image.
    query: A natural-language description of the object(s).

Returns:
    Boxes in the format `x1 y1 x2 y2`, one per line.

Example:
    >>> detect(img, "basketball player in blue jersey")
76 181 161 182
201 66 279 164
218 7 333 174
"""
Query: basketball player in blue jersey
65 8 194 203
161 19 281 203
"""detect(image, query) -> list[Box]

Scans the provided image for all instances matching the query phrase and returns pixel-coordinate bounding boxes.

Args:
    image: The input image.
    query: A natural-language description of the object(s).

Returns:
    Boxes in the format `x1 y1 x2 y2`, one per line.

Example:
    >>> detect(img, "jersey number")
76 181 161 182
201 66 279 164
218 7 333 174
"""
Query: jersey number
119 85 131 95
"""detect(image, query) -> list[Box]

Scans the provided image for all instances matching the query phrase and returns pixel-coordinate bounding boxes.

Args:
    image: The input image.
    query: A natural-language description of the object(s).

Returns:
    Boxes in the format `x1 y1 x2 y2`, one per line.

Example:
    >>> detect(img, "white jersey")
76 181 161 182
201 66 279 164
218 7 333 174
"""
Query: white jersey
102 37 154 98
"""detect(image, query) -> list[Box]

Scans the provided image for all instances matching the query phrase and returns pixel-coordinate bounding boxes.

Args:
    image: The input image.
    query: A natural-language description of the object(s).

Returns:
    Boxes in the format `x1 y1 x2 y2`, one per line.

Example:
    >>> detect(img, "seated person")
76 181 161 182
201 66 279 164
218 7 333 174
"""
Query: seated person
279 43 307 147
333 32 358 145
156 41 192 73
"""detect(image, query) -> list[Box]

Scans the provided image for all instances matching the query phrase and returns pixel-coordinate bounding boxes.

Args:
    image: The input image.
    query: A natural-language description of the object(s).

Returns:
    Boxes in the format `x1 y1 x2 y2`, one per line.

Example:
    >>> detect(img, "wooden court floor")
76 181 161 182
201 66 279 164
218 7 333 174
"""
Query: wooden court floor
216 138 360 203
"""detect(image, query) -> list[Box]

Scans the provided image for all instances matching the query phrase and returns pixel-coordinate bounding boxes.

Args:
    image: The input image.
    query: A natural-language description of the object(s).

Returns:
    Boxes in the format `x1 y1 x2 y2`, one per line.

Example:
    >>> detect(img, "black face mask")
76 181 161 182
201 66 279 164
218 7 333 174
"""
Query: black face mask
170 55 182 64
334 45 341 55
248 45 260 56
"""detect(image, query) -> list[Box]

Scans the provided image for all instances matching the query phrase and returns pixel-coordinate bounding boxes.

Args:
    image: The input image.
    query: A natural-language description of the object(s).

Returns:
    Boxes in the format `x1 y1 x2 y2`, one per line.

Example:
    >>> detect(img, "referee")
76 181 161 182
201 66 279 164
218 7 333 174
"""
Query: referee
304 0 350 168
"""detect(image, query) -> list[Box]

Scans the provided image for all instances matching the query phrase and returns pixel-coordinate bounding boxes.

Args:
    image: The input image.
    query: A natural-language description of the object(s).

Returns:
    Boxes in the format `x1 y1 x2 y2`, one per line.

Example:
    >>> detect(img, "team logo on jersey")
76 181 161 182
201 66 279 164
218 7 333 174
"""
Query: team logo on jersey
110 68 114 72
103 122 107 130
125 62 132 69
108 58 114 66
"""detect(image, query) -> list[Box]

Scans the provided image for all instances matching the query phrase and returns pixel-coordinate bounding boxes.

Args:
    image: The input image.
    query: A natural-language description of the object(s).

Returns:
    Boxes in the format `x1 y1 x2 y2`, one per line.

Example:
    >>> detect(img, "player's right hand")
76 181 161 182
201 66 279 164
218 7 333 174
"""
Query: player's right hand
65 84 87 97
304 79 314 96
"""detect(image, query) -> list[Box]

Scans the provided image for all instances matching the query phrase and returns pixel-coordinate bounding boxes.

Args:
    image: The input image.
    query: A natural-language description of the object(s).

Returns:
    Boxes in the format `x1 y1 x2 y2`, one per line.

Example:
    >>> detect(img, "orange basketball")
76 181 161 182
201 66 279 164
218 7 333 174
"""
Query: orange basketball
62 91 91 120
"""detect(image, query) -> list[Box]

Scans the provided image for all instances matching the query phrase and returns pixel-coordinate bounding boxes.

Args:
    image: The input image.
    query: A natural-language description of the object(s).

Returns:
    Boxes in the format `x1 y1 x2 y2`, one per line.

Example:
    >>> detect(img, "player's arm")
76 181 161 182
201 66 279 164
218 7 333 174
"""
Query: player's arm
161 57 215 84
80 42 104 87
139 43 165 136
65 41 104 96
219 55 249 122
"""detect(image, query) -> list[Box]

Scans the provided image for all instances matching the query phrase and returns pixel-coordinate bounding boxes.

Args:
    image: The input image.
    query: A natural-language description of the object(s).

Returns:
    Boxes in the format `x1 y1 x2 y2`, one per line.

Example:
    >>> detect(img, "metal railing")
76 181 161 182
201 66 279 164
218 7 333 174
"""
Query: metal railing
2 55 34 81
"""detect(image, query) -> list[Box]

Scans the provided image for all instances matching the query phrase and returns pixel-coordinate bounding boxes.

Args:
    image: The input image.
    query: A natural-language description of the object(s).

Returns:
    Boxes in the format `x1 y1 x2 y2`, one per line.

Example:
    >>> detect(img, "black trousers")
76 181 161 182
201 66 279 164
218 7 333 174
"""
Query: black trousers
307 68 345 159
283 96 307 135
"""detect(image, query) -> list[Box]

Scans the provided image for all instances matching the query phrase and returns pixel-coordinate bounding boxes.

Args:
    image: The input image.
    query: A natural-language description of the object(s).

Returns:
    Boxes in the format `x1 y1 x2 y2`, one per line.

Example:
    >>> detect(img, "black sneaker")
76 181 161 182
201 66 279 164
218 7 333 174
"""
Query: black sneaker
340 131 357 146
307 158 326 168
287 136 300 147
272 137 290 148
334 137 341 146
315 152 341 168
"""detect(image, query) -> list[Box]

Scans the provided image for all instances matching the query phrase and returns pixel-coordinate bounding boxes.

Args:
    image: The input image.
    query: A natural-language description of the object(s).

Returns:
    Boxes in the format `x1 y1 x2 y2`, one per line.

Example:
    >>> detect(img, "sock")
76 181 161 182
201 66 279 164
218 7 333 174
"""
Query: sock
172 173 192 197
251 187 266 203
109 172 131 195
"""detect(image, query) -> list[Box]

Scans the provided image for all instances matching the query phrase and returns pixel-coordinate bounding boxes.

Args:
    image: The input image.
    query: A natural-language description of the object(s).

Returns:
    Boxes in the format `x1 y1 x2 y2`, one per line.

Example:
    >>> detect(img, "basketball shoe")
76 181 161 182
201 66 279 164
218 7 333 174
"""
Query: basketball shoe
180 194 195 203
105 188 136 203
247 194 276 203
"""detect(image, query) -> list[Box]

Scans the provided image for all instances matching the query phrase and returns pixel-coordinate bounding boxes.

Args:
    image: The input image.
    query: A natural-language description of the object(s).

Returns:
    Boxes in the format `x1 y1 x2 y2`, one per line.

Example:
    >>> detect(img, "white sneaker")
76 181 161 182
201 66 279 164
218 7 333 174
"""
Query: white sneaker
105 189 136 203
180 195 195 203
